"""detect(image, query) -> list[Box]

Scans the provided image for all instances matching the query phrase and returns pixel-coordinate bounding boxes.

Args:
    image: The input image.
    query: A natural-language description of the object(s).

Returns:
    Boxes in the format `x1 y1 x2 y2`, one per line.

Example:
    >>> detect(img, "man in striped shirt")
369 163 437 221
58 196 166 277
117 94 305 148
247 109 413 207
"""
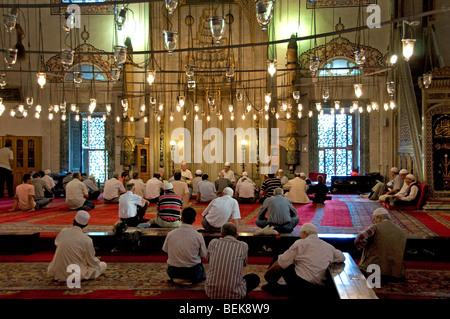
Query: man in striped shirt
205 222 260 299
148 183 182 228
259 173 282 204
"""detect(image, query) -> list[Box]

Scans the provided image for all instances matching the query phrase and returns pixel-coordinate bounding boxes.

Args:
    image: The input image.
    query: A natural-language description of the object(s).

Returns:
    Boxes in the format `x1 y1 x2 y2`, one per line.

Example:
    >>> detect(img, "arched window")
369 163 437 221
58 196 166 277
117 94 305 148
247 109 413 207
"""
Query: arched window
65 65 107 81
318 58 361 77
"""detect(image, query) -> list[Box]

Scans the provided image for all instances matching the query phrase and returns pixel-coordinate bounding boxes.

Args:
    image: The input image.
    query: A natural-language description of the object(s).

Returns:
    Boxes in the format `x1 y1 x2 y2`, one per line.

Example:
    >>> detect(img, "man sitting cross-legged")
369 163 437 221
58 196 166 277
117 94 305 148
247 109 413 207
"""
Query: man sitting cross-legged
118 182 150 227
162 207 207 284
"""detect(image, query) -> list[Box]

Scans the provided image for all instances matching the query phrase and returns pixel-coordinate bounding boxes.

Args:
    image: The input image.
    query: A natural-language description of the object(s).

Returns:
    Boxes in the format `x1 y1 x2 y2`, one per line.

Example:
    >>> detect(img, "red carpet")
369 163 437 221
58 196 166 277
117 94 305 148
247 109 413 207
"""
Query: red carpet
407 211 450 237
295 200 353 227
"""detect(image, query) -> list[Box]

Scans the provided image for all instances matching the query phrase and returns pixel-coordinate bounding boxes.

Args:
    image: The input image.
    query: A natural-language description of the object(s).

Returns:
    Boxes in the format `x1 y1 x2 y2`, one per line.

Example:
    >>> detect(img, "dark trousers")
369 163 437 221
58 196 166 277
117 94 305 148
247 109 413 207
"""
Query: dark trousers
88 190 101 200
121 204 148 227
76 200 95 210
0 167 13 198
201 218 221 233
244 273 261 295
167 263 206 283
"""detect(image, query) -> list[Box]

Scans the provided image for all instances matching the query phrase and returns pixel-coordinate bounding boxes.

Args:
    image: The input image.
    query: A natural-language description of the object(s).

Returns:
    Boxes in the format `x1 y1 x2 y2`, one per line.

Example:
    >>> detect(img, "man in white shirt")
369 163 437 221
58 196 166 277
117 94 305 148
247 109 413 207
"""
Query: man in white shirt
162 207 207 284
197 174 217 203
65 173 95 211
263 223 345 297
283 172 310 204
201 187 241 232
128 172 146 198
379 169 410 203
42 169 56 196
276 169 289 187
118 182 149 227
236 171 253 188
220 162 236 185
47 210 107 282
181 162 193 181
145 173 164 203
103 173 126 203
235 177 257 203
389 174 421 207
0 139 14 198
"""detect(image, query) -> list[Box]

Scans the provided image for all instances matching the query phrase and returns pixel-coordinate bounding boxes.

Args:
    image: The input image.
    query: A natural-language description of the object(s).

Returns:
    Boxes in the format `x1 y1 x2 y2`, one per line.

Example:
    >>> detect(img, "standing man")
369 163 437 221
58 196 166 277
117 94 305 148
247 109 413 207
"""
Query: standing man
65 172 95 211
118 182 149 227
162 207 207 284
47 210 107 282
205 222 260 299
255 188 299 233
201 187 241 233
0 139 14 198
355 208 406 282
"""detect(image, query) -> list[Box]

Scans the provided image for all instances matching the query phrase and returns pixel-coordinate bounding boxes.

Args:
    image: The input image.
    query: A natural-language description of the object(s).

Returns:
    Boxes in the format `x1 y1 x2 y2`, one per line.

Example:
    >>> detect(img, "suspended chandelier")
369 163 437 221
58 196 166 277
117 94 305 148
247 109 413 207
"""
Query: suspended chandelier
163 30 178 56
255 0 275 32
210 16 226 45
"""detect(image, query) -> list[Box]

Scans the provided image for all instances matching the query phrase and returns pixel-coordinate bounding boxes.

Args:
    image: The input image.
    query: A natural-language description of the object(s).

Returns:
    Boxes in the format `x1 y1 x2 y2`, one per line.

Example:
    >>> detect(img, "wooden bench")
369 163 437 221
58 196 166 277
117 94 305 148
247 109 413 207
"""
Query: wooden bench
328 252 378 299
380 183 427 210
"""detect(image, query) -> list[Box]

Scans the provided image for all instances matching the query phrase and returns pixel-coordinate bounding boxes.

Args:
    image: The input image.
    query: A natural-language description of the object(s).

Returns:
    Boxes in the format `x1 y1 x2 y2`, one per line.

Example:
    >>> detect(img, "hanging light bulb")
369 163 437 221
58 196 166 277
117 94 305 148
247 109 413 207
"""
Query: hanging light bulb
354 49 366 67
53 104 59 113
286 112 291 119
111 68 121 81
89 98 97 113
185 65 195 77
298 112 302 118
265 93 272 104
246 104 252 113
0 74 6 88
165 0 179 15
61 113 67 121
170 113 174 121
147 70 156 85
275 113 279 119
349 107 354 114
178 95 185 107
48 112 53 120
340 108 345 114
163 30 178 56
386 81 395 97
389 100 396 109
61 49 74 68
236 92 243 102
270 107 275 115
18 104 24 113
267 60 277 76
383 103 389 111
4 48 18 68
207 114 211 122
115 7 127 30
334 101 340 109
330 109 335 115
371 101 379 111
183 114 187 121
116 116 121 122
281 102 288 112
4 12 17 32
194 104 199 112
35 105 42 113
402 39 416 61
144 116 148 123
390 54 398 65
159 103 164 111
308 110 313 118
316 102 322 111
10 109 15 117
352 101 359 110
187 76 196 88
34 112 40 119
292 91 301 102
157 115 161 122
255 0 275 31
209 16 226 45
265 113 269 120
225 65 235 81
114 45 127 66
194 114 199 121
322 89 331 101
366 105 372 113
298 103 303 111
150 97 156 105
358 106 363 113
106 104 112 113
26 97 34 107
309 56 320 73
176 104 181 112
354 84 363 98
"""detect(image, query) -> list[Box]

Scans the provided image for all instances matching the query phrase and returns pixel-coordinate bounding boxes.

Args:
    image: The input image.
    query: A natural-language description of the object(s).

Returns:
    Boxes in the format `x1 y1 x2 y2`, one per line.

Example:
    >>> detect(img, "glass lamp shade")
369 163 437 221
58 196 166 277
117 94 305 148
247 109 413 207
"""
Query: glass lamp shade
114 45 127 65
386 81 395 96
111 68 121 81
185 65 195 77
121 99 129 111
267 60 277 76
292 91 300 101
61 49 74 67
256 0 275 32
422 73 432 89
322 89 331 101
89 98 97 113
210 16 226 45
236 92 243 102
334 101 340 109
73 71 83 85
354 84 363 98
265 93 272 104
165 0 179 15
226 65 235 80
4 48 18 68
115 7 127 30
163 30 178 55
309 56 320 73
3 14 17 32
36 73 46 88
354 49 366 66
0 74 6 88
147 70 156 85
402 39 416 61
187 76 196 88
26 97 34 107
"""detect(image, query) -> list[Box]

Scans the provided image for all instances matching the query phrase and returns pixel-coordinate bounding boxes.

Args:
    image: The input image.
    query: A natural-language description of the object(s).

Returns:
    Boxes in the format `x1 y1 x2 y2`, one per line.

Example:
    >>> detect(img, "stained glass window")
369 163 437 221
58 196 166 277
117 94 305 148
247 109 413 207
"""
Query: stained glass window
66 65 106 81
317 111 355 182
82 116 107 183
318 58 361 77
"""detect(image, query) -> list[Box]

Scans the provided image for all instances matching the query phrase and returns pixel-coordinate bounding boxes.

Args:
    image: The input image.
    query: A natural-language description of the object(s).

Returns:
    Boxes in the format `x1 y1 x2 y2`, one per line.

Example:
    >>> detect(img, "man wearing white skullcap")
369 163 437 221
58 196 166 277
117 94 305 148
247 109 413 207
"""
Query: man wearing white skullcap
379 168 410 203
368 166 404 200
220 162 236 185
389 173 421 207
42 169 56 195
47 210 107 282
201 187 241 232
276 168 289 186
262 222 345 296
235 171 254 189
355 208 406 281
189 170 203 198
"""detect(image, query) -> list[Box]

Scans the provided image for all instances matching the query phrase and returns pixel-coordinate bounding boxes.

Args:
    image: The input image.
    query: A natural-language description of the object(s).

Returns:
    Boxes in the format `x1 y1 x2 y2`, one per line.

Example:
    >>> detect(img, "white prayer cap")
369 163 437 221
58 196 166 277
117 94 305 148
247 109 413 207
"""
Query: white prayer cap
89 175 95 179
399 169 409 175
390 167 399 173
74 210 90 226
278 169 283 173
195 170 202 175
300 172 307 177
164 183 173 190
224 162 231 166
223 187 234 196
242 171 248 176
300 223 318 235
406 174 416 181
45 169 51 175
372 208 390 219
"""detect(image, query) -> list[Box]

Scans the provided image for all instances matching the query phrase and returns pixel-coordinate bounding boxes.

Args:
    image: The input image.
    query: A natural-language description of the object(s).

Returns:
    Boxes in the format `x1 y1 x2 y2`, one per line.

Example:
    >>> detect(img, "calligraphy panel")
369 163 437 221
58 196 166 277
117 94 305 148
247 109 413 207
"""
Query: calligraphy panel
432 114 450 191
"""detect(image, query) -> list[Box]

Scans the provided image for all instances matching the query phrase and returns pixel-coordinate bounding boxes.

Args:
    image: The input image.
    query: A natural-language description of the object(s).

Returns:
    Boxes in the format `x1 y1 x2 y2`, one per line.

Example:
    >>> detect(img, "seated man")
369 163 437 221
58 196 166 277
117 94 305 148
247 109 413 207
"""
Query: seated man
235 177 257 204
42 169 56 197
220 162 236 185
263 223 345 297
276 169 289 187
47 210 107 282
10 173 51 212
310 175 329 204
103 174 126 203
171 171 190 208
259 173 282 204
197 174 217 204
180 161 193 181
118 171 129 187
148 183 183 228
128 172 146 198
65 172 95 211
379 169 409 203
162 207 207 284
118 183 149 227
355 208 406 282
388 174 421 207
31 172 53 203
369 167 403 200
236 171 253 188
201 187 241 233
145 173 164 203
190 170 203 199
205 222 260 299
299 172 312 192
81 173 101 200
255 188 299 233
215 171 233 195
62 171 73 190
283 172 310 204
